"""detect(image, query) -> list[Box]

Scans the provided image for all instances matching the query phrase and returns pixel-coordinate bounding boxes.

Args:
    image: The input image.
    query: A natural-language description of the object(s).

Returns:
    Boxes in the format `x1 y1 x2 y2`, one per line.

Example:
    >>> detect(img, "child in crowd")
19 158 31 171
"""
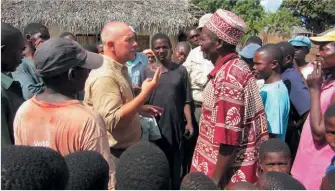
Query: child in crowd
253 44 290 140
1 145 69 190
259 138 292 174
239 43 264 89
324 103 335 174
115 141 170 190
256 171 306 190
226 181 257 190
65 151 110 190
180 172 218 190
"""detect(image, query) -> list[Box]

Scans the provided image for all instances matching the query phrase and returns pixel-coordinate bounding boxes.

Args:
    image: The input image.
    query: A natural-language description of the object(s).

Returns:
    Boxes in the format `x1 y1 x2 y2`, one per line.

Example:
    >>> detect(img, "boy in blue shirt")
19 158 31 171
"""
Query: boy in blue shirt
253 44 290 140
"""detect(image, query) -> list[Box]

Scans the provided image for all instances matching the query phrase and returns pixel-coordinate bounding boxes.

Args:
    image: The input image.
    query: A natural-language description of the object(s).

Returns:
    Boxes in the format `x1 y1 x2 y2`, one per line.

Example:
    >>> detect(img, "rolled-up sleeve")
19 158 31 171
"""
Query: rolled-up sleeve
89 77 122 133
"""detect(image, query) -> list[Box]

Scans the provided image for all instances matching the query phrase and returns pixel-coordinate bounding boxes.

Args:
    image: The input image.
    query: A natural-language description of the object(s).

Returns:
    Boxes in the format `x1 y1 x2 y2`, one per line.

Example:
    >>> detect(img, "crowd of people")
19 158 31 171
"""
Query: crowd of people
1 8 335 190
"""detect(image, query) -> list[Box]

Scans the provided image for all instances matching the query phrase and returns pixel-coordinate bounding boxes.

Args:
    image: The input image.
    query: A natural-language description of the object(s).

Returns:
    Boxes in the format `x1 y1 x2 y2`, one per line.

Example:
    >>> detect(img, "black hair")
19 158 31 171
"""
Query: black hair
186 27 199 37
257 172 306 190
245 36 263 46
65 151 109 190
259 138 291 161
256 44 284 68
325 102 335 120
83 44 99 53
60 32 75 38
23 23 48 36
175 41 192 51
1 145 69 190
180 172 218 190
277 41 295 58
116 141 170 190
325 168 335 189
228 181 257 190
151 32 172 48
1 22 23 47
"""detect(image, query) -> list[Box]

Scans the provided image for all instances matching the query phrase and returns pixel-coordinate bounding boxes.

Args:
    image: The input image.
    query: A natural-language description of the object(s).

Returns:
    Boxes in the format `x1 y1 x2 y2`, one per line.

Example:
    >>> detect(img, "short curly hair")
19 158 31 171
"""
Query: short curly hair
65 151 109 190
116 141 170 190
259 138 291 162
180 172 218 190
256 171 306 190
1 145 68 190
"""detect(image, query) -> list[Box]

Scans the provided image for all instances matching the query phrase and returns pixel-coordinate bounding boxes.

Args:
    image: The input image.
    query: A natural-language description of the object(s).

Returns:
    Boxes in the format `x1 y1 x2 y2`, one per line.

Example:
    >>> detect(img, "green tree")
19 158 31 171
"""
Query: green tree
191 0 237 13
232 0 265 36
264 7 300 37
281 0 335 33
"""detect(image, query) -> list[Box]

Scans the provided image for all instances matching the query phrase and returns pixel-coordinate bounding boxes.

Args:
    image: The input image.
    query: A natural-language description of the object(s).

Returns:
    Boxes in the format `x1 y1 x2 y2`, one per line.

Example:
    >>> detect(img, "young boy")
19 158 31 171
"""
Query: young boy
253 44 290 140
324 103 335 175
259 138 292 174
256 172 306 190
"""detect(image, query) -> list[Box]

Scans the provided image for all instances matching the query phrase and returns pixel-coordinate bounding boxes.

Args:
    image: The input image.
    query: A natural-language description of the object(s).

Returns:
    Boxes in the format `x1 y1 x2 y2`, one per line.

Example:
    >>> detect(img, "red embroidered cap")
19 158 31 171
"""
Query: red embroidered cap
206 9 247 45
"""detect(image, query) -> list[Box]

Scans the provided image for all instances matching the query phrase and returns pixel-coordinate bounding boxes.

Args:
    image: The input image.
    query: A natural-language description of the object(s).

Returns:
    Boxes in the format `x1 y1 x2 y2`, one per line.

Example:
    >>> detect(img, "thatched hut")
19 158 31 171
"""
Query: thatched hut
1 0 199 50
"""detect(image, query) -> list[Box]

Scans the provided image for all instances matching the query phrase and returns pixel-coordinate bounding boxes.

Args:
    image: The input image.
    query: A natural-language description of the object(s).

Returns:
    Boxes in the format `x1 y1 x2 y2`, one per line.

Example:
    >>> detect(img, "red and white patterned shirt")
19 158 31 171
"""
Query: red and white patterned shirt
190 53 268 185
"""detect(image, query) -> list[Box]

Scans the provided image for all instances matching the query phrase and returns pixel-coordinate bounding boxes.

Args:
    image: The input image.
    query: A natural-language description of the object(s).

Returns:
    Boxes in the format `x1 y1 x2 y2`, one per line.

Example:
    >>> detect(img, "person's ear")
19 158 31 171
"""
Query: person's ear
271 60 279 69
106 40 114 51
68 68 75 81
216 39 224 49
25 34 31 41
286 55 293 63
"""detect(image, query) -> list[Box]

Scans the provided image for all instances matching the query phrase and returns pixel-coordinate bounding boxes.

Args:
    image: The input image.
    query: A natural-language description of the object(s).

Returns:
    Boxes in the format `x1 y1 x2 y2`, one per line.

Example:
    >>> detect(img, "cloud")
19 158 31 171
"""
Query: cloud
261 0 283 12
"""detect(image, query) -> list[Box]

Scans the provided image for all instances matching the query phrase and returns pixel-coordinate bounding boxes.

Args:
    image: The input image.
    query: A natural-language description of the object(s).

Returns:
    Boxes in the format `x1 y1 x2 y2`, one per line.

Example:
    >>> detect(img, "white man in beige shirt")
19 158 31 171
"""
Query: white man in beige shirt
84 22 162 159
183 13 214 123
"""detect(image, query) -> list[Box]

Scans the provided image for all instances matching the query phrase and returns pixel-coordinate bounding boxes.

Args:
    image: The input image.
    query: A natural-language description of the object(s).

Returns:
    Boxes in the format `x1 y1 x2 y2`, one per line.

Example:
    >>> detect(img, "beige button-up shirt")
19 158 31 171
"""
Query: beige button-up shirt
183 46 214 103
84 56 141 149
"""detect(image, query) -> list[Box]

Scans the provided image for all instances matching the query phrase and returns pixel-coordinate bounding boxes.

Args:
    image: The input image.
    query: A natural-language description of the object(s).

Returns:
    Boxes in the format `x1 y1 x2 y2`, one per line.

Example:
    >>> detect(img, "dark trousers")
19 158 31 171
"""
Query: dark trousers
182 104 201 176
155 138 182 190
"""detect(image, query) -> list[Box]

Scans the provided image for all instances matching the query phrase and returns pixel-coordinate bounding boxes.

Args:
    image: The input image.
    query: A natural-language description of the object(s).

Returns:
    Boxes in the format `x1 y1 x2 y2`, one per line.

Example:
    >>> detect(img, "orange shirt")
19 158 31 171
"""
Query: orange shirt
14 96 115 189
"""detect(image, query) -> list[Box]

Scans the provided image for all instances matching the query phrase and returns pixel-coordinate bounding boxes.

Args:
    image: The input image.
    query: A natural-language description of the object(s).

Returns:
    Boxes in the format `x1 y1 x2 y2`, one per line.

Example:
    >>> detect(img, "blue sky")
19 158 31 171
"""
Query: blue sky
261 0 283 12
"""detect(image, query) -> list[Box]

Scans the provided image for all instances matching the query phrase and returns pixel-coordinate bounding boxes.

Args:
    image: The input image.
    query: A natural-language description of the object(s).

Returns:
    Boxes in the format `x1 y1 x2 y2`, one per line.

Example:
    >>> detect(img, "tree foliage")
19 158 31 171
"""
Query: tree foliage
281 0 335 33
264 7 299 37
191 0 237 13
191 0 301 37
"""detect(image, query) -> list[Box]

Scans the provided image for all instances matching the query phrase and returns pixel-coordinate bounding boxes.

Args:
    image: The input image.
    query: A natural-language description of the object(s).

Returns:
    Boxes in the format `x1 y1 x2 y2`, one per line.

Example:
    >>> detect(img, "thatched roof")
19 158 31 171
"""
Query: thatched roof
1 0 198 35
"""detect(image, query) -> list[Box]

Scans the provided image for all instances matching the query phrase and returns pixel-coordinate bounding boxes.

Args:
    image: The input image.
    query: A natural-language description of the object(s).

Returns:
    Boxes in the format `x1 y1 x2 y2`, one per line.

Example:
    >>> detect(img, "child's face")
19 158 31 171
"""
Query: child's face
325 117 335 152
253 51 274 80
260 152 291 174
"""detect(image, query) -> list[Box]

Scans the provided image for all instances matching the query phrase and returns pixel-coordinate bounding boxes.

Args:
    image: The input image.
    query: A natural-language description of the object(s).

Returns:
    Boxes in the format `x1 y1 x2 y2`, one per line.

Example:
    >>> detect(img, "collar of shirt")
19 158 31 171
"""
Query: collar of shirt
103 55 127 73
1 72 14 90
126 53 147 68
322 79 335 91
208 52 238 78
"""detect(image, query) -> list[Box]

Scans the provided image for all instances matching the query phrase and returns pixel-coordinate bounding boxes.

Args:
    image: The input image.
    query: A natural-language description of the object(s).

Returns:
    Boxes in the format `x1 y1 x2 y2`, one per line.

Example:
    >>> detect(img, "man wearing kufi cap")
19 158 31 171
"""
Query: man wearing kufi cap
190 9 268 187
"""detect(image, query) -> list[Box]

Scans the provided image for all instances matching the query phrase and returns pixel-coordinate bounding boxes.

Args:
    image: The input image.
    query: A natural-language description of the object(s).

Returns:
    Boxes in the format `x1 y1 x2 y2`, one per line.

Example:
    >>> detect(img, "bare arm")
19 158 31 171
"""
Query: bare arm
296 111 309 129
307 62 325 143
184 104 193 125
211 144 237 187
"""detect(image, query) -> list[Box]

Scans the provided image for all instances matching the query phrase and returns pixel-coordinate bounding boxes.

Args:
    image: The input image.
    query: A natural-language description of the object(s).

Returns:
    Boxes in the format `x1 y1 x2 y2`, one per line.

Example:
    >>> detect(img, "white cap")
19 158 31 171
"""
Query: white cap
197 13 213 29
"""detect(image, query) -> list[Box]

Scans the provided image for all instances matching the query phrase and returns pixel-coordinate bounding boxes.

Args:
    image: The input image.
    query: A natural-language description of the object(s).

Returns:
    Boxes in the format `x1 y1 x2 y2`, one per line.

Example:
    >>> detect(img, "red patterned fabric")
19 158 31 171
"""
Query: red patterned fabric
190 53 269 186
206 9 246 45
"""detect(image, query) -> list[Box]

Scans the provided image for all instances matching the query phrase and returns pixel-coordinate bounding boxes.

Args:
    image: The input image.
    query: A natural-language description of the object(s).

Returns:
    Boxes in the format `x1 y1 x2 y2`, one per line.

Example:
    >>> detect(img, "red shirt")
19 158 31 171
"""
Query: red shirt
190 53 269 185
